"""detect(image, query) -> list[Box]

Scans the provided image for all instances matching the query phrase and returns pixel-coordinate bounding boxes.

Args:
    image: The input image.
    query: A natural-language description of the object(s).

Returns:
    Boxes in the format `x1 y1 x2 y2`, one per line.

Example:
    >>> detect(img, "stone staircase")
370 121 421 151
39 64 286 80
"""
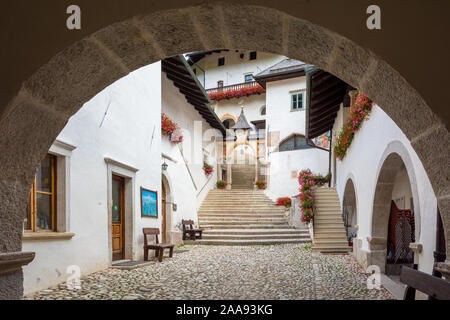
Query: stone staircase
312 187 352 253
231 164 255 189
186 189 310 245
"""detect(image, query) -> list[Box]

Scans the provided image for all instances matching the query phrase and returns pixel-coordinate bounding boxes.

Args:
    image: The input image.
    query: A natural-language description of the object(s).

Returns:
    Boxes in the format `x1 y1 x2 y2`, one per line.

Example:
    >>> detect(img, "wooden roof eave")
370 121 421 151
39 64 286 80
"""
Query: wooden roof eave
162 56 226 136
306 68 350 139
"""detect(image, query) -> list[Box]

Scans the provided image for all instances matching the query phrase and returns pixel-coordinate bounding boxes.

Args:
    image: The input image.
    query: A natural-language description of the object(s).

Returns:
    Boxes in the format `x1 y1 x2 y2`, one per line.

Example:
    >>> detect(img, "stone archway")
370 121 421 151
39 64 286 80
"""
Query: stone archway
343 176 358 249
161 171 175 245
368 141 421 273
0 3 449 299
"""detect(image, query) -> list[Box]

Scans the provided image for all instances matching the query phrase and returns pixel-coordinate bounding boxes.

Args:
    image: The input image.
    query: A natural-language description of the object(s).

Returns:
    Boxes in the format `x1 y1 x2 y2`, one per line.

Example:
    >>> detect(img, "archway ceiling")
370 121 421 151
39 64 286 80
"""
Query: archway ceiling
1 1 449 129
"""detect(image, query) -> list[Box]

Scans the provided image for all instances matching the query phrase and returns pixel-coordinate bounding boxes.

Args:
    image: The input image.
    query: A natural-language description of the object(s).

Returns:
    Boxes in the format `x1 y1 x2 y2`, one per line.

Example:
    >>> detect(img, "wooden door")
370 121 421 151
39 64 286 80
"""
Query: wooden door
112 175 125 261
162 181 166 243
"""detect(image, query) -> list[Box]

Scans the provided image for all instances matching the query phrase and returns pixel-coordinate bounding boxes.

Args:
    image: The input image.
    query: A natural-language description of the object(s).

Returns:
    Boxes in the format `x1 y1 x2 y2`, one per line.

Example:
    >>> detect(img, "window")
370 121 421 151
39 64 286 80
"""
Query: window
249 51 257 60
279 134 313 152
25 154 56 232
217 80 224 88
245 74 254 83
291 92 305 110
218 57 225 66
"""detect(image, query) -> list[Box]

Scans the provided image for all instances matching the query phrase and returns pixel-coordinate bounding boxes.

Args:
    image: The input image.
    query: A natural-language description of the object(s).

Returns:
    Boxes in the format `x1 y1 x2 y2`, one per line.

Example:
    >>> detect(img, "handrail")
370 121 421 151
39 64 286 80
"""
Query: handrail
206 81 262 94
177 144 197 191
197 172 214 198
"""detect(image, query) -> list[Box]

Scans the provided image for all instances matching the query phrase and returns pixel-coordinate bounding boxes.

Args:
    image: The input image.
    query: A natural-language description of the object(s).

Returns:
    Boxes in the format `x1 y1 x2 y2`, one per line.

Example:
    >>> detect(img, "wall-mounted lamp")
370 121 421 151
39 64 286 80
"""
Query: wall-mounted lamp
162 160 168 171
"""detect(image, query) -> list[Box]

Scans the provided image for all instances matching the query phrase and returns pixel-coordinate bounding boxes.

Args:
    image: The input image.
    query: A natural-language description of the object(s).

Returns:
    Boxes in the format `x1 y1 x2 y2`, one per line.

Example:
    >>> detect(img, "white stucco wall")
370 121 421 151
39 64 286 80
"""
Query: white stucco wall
267 148 329 200
333 104 438 274
23 62 163 295
392 168 413 211
265 76 329 200
161 74 218 229
266 77 307 144
193 50 285 89
22 61 218 295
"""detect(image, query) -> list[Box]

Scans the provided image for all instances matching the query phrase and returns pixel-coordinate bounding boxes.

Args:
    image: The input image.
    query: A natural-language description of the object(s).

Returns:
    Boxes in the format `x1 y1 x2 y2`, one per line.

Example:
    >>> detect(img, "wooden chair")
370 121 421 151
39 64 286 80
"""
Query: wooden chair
182 219 203 240
400 265 450 300
143 228 174 262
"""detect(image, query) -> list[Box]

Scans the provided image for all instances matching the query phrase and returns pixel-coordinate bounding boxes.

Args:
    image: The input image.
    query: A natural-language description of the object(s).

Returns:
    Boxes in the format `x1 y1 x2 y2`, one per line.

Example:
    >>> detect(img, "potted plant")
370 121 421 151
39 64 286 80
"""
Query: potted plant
255 180 266 190
216 180 227 189
203 163 214 176
276 197 292 208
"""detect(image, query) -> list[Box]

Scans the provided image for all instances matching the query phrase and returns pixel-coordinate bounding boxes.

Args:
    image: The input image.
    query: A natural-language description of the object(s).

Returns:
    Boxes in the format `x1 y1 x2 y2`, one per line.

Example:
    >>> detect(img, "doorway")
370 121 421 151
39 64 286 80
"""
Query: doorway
111 175 125 261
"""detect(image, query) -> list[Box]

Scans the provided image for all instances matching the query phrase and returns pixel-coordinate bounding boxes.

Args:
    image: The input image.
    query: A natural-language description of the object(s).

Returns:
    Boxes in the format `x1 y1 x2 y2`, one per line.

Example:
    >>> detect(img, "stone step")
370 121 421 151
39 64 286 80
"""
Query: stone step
199 210 284 215
314 204 341 209
200 224 293 230
202 234 310 240
203 229 309 235
199 220 288 225
313 217 343 222
311 246 352 253
199 217 287 222
314 200 340 205
199 213 286 218
314 239 350 245
184 238 310 246
199 211 284 215
314 231 347 238
208 191 266 194
200 205 282 209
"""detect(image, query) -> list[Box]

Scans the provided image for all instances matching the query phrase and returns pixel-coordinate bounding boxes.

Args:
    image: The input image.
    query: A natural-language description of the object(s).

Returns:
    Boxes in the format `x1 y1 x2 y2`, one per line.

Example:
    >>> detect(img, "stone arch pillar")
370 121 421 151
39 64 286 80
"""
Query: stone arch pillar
367 141 422 273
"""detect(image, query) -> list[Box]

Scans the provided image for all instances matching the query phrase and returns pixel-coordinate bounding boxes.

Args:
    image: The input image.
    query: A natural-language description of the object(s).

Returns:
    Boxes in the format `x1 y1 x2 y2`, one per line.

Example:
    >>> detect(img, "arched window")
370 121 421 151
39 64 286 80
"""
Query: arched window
279 134 313 152
260 105 266 116
222 118 235 129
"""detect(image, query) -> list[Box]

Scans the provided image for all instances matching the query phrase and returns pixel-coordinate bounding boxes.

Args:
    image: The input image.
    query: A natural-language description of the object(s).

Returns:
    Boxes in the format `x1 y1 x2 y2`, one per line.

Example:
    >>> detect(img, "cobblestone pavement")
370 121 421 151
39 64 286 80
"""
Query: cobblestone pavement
26 244 394 300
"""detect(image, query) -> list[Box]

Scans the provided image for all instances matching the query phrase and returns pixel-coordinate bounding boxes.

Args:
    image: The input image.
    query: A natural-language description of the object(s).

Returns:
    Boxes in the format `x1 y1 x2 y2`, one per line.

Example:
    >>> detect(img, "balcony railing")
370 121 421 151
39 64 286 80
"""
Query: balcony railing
206 81 265 101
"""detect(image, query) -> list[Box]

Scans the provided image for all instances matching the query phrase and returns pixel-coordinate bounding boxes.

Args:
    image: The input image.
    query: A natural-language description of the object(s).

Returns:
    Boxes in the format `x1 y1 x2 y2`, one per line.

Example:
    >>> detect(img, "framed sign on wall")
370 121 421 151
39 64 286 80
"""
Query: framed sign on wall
140 187 158 218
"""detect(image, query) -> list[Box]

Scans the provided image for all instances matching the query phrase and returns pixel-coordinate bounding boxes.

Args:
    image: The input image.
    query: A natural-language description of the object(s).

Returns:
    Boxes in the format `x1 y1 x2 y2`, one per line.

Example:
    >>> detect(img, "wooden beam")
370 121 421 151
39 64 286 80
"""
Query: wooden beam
162 65 192 82
164 57 185 68
311 87 346 109
167 75 203 94
185 94 209 106
311 79 346 99
161 63 192 81
164 71 200 89
309 115 336 131
310 104 340 122
309 119 336 137
178 87 209 104
400 266 450 300
310 97 344 119
311 71 333 86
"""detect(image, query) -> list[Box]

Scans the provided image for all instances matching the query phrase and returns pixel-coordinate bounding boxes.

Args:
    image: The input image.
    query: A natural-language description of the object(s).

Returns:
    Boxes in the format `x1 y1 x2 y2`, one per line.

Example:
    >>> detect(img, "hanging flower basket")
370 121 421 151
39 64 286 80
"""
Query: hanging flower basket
203 163 214 176
334 91 373 160
216 180 227 189
161 113 183 144
255 180 267 190
276 197 292 208
208 84 265 101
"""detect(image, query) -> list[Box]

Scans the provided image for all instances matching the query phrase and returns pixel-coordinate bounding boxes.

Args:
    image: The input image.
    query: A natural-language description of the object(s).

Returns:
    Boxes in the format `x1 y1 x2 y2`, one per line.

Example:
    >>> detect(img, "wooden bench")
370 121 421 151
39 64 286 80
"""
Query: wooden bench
143 228 174 263
400 266 450 300
182 219 203 241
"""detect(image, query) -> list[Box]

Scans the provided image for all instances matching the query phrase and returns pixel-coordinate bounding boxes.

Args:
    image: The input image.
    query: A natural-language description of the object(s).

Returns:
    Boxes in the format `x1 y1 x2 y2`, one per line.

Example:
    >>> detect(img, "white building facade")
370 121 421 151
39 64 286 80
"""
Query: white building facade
188 50 330 198
22 57 223 295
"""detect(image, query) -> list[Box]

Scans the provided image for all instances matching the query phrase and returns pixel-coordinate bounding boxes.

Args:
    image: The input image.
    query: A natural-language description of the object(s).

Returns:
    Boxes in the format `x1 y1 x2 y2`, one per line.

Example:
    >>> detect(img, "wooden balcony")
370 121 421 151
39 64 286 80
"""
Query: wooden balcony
206 81 265 101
